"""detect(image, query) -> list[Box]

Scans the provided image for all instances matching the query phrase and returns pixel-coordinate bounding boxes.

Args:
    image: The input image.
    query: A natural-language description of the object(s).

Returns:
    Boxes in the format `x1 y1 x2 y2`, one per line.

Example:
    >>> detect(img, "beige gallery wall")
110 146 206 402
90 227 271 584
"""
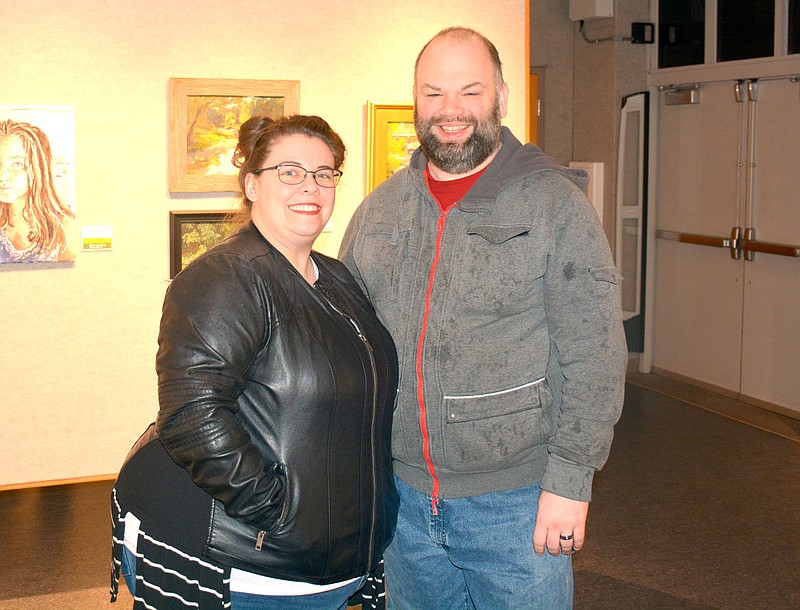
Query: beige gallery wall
0 0 528 486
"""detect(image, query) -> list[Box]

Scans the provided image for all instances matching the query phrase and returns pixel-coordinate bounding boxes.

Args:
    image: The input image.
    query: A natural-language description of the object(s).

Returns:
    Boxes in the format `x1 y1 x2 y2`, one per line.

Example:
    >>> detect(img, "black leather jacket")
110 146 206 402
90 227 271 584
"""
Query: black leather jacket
119 223 398 585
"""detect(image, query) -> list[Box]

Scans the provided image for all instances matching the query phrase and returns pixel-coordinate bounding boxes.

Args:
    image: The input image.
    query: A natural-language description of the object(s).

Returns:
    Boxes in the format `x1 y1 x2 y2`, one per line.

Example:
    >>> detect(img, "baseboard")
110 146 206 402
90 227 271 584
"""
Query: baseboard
650 367 800 422
628 370 800 443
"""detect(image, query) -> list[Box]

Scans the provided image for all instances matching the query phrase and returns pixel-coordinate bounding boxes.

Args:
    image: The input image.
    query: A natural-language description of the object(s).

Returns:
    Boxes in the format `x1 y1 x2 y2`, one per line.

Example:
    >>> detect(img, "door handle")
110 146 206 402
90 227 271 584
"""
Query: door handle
656 228 742 259
741 228 800 259
656 230 732 248
658 227 800 260
742 241 800 257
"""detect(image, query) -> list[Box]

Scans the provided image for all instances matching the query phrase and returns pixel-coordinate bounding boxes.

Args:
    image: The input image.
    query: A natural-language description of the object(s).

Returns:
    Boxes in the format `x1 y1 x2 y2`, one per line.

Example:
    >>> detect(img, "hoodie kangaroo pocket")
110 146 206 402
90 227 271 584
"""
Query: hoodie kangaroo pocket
440 378 551 473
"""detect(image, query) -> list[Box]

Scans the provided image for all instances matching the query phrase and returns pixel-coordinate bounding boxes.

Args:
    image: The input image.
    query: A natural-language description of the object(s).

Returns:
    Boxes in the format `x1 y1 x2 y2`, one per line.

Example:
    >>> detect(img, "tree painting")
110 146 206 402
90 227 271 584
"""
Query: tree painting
185 95 284 176
385 121 418 178
179 219 237 271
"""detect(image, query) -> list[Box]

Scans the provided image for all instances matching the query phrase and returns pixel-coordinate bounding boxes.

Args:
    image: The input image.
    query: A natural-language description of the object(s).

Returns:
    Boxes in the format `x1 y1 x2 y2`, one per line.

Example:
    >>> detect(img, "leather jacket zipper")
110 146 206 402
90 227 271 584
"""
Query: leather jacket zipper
255 499 288 550
255 465 289 551
319 295 380 569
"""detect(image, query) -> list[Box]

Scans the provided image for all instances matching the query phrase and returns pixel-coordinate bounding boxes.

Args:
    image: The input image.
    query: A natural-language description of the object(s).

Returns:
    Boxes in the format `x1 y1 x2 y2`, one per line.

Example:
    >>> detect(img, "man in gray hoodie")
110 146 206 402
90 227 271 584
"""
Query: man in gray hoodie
340 26 627 609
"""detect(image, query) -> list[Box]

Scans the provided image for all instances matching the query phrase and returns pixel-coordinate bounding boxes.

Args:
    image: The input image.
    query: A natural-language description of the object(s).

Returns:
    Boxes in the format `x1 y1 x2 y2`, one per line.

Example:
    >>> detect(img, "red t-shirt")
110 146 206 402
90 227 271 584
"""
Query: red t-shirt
425 165 487 211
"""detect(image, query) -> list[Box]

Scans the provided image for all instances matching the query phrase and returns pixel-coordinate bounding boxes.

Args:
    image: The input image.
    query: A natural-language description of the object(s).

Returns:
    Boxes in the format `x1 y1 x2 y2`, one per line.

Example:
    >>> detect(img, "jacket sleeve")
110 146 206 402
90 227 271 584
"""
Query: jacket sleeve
154 252 285 529
539 176 628 502
339 201 369 296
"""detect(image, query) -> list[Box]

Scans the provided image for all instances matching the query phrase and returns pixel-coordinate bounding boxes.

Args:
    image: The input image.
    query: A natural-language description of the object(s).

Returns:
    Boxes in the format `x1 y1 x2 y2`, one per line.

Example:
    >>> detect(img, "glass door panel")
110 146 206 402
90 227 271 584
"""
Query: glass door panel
789 0 800 54
658 0 706 68
717 0 775 62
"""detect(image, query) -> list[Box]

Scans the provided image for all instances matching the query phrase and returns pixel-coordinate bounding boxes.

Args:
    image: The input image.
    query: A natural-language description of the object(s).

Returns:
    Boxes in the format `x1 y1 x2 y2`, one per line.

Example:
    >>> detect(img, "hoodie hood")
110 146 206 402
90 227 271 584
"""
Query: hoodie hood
409 126 589 202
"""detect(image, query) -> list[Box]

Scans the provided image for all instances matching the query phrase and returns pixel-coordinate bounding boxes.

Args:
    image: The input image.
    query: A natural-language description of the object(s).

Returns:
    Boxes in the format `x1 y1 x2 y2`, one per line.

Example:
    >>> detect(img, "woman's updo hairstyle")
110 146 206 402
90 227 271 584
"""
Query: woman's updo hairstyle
232 115 346 199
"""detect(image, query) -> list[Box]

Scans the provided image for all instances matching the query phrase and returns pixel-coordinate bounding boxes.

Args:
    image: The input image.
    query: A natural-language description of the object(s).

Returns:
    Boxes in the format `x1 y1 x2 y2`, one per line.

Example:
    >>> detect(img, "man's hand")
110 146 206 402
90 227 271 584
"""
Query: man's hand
532 490 589 556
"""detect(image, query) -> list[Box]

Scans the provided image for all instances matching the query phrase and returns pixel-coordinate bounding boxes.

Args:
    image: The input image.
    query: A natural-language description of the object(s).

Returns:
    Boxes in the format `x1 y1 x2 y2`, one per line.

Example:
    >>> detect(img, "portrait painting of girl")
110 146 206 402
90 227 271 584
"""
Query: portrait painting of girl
1 109 76 264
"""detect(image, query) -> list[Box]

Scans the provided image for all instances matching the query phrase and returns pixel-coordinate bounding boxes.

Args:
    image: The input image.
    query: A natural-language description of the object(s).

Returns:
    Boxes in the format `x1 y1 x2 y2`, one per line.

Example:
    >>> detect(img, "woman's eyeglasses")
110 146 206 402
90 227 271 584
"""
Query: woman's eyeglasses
252 164 342 188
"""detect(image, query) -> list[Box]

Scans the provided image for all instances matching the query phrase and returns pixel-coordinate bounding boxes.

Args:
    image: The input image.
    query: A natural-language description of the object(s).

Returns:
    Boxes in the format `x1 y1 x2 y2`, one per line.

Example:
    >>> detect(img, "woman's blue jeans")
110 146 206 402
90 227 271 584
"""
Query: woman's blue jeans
384 476 573 610
229 578 365 610
120 545 136 594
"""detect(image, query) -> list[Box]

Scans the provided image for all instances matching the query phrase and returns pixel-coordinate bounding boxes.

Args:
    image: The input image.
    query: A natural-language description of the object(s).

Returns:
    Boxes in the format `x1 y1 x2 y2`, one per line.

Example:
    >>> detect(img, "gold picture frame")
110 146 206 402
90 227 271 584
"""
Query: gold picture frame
365 101 417 194
168 78 300 193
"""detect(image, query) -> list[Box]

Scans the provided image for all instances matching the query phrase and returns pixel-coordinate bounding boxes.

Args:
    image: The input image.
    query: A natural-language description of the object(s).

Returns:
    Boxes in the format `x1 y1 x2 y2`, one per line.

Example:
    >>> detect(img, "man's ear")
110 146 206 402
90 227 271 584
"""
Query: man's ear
498 82 510 120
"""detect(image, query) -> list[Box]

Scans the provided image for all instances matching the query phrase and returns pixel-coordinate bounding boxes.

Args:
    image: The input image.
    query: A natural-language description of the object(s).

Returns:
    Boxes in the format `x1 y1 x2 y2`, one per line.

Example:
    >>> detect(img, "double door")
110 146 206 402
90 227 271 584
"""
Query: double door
651 77 800 415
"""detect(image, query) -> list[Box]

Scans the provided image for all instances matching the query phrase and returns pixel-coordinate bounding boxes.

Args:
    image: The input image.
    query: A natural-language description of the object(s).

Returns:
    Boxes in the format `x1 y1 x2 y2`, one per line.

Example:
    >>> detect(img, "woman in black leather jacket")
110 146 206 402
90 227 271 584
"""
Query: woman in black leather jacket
110 115 398 609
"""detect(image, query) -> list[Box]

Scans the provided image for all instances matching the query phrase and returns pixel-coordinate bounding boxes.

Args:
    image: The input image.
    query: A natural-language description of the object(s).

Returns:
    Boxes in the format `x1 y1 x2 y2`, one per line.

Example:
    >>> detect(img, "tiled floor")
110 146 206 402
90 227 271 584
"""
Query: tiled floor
572 379 800 609
2 374 799 609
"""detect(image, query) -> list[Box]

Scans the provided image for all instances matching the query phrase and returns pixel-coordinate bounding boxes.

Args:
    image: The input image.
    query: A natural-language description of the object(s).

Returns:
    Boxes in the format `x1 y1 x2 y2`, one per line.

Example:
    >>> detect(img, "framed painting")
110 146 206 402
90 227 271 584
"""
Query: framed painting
365 101 417 194
169 210 239 278
168 78 300 193
0 105 77 264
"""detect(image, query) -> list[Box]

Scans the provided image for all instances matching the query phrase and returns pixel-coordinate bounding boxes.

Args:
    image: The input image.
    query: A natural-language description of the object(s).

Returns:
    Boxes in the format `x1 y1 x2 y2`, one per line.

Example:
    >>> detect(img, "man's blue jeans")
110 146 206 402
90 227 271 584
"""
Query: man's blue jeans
385 476 573 610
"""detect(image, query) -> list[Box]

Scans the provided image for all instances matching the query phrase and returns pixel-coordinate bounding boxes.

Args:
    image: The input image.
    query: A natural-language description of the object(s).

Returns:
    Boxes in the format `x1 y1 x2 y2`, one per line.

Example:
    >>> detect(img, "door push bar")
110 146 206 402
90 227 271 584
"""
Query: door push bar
656 226 800 260
741 228 800 260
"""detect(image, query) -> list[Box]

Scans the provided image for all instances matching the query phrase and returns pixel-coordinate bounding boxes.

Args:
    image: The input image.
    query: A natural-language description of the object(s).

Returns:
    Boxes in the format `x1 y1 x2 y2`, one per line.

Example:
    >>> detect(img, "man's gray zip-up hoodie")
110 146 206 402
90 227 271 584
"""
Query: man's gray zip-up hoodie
340 127 627 503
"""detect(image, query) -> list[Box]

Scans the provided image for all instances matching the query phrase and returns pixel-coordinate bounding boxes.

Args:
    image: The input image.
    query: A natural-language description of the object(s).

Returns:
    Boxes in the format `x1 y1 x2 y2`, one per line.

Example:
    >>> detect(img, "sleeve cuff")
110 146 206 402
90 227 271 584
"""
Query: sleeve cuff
541 453 595 502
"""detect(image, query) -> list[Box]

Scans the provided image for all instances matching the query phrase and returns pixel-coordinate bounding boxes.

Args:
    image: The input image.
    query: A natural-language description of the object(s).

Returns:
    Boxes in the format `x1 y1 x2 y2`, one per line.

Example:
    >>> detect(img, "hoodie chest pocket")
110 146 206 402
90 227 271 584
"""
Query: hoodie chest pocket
468 224 532 244
450 224 545 314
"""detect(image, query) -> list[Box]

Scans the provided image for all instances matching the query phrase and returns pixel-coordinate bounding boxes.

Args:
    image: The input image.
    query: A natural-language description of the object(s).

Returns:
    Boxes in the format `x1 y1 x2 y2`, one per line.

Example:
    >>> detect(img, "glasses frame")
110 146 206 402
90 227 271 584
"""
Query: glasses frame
251 163 342 188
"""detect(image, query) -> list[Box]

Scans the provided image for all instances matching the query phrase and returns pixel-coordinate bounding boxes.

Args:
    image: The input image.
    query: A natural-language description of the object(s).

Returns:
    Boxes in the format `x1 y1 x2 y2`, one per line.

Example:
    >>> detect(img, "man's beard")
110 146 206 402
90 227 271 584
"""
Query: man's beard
414 98 502 175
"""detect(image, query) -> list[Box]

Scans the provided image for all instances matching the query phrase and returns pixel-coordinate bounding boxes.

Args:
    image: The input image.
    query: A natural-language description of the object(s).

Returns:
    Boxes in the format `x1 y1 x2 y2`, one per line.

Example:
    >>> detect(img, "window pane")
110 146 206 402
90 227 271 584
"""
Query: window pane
717 0 774 62
790 0 800 55
658 0 705 69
